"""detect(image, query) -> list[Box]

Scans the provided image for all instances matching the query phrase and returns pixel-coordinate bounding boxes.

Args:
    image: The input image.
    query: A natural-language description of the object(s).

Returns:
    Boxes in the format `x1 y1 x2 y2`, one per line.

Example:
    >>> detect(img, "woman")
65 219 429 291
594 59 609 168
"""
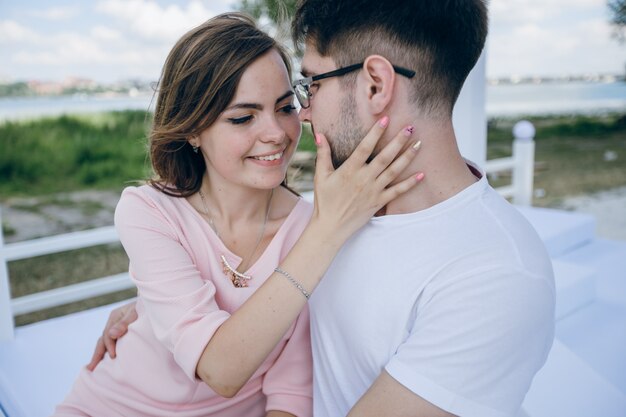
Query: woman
54 13 422 417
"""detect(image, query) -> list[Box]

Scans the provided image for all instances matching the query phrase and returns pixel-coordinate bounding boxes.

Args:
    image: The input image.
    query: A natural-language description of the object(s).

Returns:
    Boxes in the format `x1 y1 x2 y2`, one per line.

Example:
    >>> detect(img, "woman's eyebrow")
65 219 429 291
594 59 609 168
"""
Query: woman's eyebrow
225 90 294 111
275 90 294 103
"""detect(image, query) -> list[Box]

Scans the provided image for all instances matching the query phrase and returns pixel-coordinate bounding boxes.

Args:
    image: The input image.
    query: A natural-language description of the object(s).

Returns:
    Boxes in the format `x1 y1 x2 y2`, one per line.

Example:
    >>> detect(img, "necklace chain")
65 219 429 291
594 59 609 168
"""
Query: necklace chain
198 187 273 287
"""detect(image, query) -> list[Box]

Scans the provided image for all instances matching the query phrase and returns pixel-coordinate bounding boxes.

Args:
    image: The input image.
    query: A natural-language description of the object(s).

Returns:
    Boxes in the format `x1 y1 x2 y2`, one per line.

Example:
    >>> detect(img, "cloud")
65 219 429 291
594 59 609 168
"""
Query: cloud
27 6 80 20
91 25 122 41
487 0 623 77
14 33 109 65
0 20 42 43
491 0 605 25
1 1 239 82
1 0 621 82
95 0 228 42
488 16 624 77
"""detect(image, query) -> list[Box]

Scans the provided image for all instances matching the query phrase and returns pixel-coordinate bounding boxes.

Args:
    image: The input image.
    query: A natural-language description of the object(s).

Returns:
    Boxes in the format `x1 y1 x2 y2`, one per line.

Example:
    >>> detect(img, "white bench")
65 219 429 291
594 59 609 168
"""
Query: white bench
0 301 127 416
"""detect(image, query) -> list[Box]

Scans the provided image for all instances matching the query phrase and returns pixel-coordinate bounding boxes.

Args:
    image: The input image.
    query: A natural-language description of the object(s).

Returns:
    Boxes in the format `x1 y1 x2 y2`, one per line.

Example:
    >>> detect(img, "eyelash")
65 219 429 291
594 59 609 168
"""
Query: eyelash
228 116 252 125
227 104 296 125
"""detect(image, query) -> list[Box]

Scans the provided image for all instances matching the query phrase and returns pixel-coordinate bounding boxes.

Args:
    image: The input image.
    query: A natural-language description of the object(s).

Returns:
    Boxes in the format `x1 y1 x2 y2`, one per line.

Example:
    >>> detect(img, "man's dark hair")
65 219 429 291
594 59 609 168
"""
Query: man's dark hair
292 0 488 117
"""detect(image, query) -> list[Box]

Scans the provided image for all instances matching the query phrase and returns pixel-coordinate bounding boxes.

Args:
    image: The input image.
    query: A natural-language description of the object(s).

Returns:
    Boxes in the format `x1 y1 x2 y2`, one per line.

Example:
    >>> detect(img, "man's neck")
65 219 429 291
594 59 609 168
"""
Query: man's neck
383 118 479 216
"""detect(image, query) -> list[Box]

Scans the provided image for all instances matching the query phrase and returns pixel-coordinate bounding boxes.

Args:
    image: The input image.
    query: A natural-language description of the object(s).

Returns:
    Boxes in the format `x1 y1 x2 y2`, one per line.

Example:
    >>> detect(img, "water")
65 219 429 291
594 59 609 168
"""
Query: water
0 81 624 121
0 94 155 121
486 81 626 117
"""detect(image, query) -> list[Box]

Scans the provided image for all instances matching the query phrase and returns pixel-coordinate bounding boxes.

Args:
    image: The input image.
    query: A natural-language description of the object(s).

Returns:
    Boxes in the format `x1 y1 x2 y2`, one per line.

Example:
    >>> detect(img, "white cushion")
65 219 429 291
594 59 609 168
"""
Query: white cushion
0 302 127 417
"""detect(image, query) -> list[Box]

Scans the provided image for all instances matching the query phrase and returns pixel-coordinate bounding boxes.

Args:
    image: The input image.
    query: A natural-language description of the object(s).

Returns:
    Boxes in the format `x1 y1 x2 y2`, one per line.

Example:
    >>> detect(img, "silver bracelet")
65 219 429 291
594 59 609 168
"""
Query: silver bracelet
275 267 311 300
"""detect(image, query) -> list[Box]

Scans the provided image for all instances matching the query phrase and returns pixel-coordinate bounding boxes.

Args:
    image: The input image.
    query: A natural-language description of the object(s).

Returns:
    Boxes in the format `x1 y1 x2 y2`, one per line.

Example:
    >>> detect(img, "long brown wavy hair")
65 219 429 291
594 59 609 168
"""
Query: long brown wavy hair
148 12 293 197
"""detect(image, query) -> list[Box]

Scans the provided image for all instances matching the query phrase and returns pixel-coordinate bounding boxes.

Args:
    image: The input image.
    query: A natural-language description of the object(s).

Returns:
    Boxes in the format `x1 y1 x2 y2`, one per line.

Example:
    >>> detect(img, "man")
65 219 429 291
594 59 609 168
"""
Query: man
290 1 553 416
93 1 555 416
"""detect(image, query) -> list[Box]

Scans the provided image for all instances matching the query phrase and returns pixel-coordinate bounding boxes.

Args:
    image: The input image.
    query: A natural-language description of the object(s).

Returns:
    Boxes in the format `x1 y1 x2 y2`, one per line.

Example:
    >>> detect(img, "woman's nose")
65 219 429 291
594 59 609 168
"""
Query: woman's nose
260 117 286 143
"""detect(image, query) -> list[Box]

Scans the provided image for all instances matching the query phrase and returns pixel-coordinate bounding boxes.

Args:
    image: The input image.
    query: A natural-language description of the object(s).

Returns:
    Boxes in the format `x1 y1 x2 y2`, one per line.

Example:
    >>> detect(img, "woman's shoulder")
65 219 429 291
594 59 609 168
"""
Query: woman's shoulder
119 183 184 207
116 183 190 226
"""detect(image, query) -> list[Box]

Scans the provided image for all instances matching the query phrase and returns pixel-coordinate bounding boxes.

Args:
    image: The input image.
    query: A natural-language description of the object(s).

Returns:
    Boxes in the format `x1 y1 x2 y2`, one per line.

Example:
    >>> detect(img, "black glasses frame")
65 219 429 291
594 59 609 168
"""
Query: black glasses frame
292 62 416 109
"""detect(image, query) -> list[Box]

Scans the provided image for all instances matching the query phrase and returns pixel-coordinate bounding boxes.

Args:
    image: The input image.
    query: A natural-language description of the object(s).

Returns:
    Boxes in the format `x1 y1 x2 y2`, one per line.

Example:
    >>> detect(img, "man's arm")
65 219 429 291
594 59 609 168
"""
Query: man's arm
86 300 138 371
347 370 455 417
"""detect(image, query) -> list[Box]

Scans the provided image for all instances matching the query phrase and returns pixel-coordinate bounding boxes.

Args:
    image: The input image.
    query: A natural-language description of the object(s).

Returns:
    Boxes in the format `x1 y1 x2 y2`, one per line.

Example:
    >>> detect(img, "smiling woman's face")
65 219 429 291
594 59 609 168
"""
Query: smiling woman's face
194 49 301 191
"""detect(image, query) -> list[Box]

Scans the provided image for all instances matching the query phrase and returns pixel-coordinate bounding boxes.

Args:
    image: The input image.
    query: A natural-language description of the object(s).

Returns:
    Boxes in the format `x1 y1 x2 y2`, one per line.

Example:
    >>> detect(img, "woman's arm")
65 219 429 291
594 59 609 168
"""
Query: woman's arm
197 121 422 397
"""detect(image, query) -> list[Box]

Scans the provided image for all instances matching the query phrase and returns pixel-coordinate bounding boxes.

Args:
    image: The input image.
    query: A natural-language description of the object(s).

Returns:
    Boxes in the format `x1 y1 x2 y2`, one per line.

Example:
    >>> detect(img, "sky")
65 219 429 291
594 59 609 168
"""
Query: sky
0 0 624 83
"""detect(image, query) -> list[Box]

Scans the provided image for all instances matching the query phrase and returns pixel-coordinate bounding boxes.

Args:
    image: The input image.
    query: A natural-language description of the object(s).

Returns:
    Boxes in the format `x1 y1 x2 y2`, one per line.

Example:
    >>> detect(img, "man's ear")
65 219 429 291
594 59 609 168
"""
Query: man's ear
361 55 396 114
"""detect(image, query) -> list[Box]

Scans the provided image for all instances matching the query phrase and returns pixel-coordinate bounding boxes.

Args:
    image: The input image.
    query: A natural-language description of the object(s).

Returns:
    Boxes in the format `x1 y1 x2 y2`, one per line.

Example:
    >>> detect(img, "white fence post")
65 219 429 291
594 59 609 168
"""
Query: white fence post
0 208 16 341
512 120 536 206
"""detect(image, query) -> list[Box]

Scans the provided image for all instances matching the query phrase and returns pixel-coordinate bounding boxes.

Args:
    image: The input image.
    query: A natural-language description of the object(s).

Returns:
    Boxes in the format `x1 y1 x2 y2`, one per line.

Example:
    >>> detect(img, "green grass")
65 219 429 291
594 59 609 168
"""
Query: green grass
487 113 626 206
298 124 316 152
2 221 16 237
0 111 152 198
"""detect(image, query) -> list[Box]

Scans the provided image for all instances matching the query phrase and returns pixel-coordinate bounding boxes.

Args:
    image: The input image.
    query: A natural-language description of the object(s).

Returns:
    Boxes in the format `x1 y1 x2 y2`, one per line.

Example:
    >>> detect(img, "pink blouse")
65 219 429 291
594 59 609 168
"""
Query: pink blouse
54 185 314 417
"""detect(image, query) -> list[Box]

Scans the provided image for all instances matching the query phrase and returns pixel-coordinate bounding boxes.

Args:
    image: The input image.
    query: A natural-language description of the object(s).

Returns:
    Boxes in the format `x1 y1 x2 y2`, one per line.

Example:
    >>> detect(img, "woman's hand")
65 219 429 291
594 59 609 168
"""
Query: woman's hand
311 116 423 243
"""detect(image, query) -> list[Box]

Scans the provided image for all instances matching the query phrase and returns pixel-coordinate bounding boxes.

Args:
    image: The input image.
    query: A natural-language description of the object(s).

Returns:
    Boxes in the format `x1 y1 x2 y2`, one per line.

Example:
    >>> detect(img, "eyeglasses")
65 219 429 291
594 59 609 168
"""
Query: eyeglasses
292 62 416 109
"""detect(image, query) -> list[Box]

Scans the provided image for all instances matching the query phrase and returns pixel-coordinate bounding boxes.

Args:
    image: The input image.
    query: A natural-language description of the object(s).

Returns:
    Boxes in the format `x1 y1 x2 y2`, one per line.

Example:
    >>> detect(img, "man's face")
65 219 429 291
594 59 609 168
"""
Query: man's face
298 45 368 168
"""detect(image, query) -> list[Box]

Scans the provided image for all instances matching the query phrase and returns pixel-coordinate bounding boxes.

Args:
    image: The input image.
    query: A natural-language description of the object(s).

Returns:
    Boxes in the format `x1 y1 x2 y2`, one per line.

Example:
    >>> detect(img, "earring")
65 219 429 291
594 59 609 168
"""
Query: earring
192 144 199 153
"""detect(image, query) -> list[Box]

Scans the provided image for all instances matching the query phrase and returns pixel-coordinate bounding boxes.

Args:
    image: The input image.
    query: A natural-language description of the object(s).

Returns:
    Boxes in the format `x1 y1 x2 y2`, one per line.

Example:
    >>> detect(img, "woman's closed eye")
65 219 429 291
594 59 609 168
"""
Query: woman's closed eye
228 115 253 125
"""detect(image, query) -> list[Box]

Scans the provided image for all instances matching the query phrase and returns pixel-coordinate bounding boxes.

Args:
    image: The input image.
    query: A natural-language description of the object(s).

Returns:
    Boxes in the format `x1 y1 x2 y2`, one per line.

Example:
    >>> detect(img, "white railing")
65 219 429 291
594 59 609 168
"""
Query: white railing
486 120 536 206
0 224 134 341
0 121 535 341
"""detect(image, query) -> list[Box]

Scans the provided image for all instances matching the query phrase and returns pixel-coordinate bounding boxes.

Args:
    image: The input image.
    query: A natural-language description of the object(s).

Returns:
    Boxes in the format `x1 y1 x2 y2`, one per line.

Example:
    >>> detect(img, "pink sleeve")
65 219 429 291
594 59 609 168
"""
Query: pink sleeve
114 187 230 382
263 305 313 417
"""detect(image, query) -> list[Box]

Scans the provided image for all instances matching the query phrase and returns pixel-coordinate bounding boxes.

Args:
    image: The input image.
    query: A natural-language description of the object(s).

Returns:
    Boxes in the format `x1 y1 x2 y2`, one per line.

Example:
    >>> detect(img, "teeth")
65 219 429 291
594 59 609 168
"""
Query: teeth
254 152 283 161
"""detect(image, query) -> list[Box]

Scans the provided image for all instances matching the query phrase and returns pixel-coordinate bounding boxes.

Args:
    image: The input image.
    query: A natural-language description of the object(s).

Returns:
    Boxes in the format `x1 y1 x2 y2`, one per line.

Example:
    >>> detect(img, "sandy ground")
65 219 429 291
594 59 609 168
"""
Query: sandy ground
557 186 626 241
1 185 625 244
1 190 121 243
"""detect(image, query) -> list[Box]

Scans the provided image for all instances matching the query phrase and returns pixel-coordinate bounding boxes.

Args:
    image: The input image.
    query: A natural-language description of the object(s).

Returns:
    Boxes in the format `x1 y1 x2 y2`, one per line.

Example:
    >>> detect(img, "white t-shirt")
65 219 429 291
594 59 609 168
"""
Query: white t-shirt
309 169 555 417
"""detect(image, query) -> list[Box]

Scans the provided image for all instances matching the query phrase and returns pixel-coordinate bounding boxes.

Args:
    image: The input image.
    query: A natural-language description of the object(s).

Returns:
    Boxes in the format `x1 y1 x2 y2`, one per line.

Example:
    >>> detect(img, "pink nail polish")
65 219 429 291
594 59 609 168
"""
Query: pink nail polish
415 172 425 181
314 133 321 145
404 125 415 136
378 116 389 128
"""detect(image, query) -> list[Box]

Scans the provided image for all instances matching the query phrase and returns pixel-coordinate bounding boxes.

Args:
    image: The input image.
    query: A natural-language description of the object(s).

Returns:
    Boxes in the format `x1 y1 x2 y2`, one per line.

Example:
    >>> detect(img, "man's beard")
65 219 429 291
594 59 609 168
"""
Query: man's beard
328 91 368 169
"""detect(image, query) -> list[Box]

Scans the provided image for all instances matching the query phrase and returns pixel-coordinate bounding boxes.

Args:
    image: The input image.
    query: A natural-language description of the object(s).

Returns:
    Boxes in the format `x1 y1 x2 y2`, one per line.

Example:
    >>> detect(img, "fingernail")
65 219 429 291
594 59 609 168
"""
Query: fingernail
404 126 415 137
415 172 425 181
378 116 389 128
412 140 422 151
314 133 322 145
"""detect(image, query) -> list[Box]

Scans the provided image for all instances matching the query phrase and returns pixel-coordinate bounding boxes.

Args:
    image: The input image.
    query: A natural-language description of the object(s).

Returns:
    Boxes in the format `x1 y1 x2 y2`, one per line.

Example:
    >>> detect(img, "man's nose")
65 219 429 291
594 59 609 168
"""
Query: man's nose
298 106 311 123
